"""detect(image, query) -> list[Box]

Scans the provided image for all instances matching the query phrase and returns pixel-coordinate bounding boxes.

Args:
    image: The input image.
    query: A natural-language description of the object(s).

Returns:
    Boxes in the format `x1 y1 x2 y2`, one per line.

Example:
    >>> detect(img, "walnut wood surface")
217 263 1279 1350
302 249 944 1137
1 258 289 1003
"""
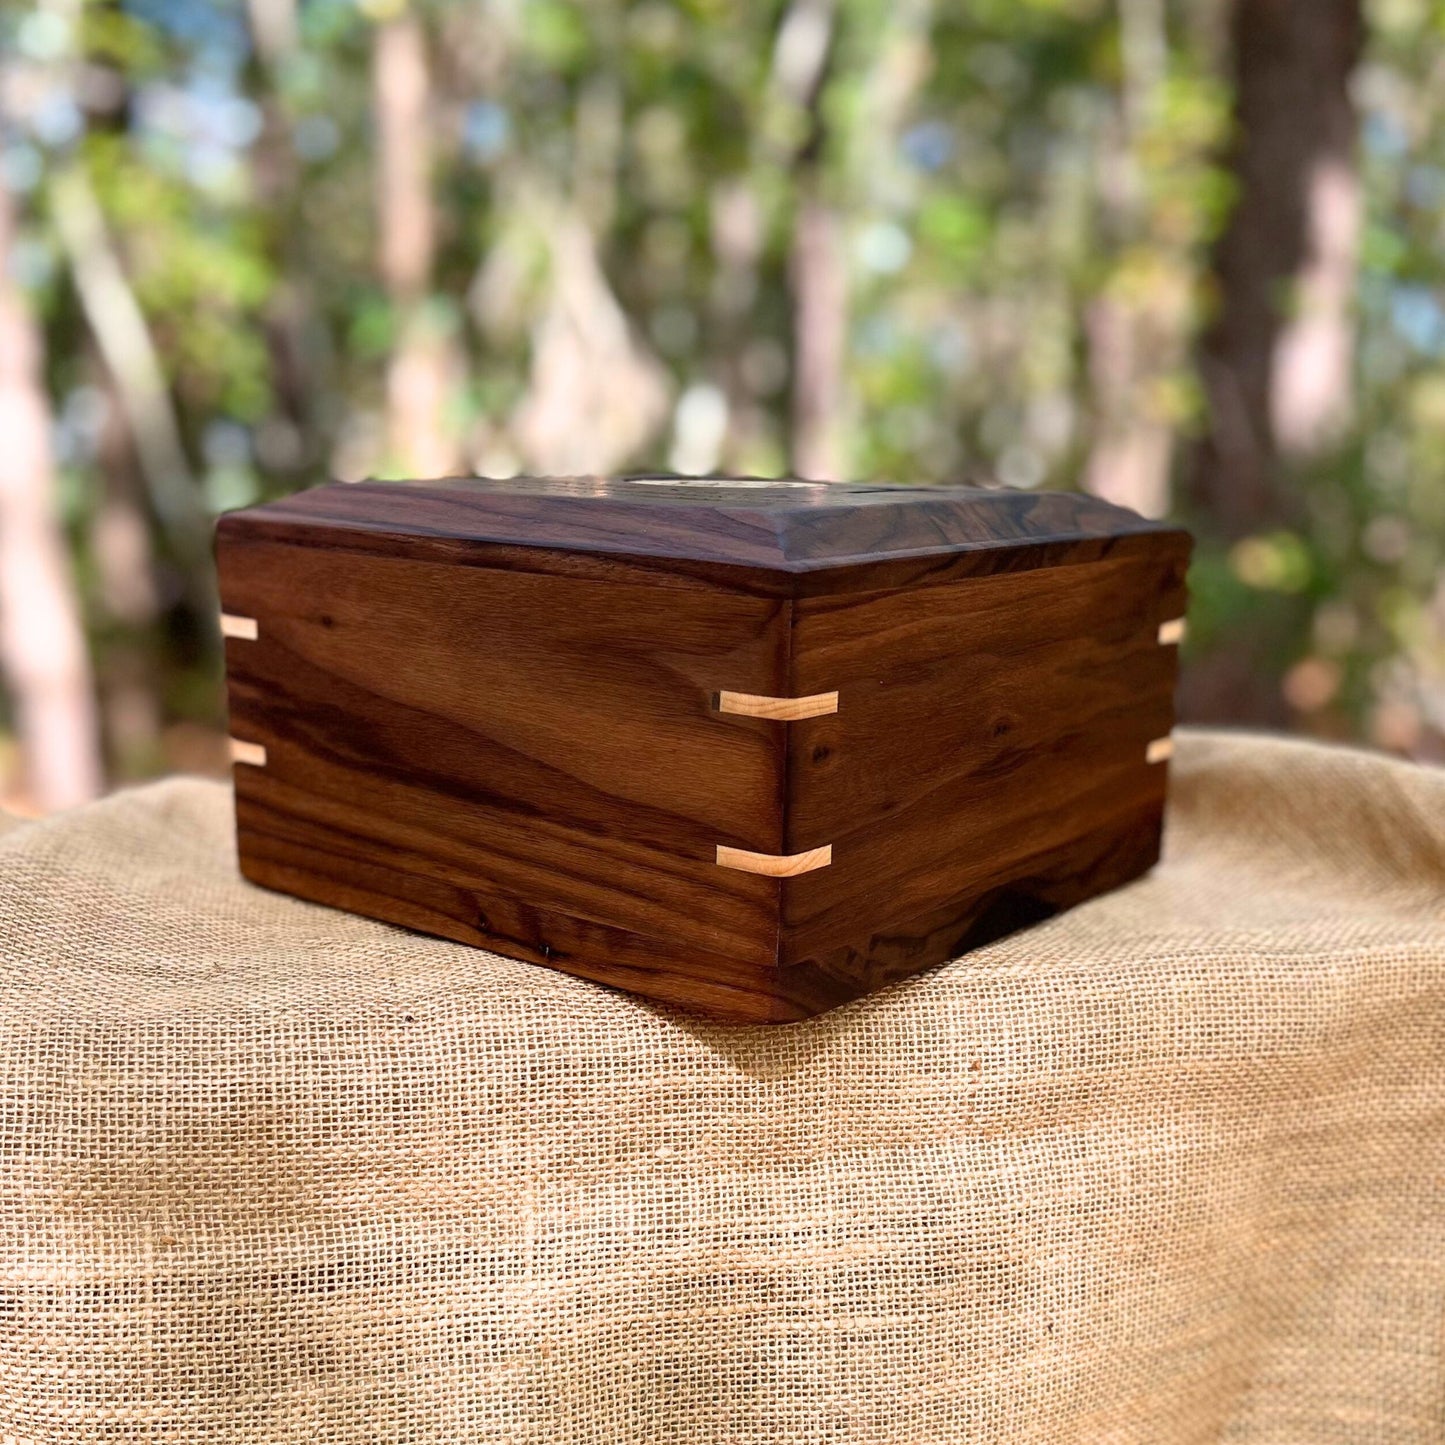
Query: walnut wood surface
238 476 1183 597
221 525 791 992
219 477 1191 1022
775 547 1189 998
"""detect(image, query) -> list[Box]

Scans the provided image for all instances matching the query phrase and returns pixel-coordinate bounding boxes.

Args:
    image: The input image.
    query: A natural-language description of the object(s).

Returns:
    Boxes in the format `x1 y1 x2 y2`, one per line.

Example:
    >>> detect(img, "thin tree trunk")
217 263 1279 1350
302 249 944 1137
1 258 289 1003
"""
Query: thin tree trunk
1081 0 1174 519
1081 295 1175 517
511 208 671 475
709 178 767 471
798 0 936 482
90 378 164 775
790 194 847 479
246 0 298 66
1189 0 1365 537
246 0 329 480
374 11 459 478
49 166 216 623
778 0 846 481
0 184 103 812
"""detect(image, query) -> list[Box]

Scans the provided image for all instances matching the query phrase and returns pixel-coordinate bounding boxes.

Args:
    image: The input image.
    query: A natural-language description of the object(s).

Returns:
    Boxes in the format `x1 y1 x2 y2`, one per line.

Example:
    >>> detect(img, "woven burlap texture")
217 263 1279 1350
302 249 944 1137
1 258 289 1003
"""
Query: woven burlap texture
1 730 1442 1444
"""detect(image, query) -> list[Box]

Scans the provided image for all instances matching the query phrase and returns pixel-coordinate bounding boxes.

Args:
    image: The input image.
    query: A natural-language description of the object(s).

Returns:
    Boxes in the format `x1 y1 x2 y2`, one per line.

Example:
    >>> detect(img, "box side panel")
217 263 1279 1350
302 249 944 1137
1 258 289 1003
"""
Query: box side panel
218 524 797 1021
779 542 1190 995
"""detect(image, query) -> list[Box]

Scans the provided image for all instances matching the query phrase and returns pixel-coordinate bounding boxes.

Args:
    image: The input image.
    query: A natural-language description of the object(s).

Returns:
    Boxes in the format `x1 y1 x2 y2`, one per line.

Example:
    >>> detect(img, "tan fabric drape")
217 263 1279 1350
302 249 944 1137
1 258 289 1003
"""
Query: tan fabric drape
1 731 1441 1442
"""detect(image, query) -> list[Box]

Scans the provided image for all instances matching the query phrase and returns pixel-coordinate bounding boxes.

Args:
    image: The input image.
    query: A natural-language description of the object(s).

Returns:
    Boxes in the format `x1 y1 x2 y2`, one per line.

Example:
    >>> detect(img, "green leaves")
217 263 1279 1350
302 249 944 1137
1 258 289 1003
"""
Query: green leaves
2 0 1439 762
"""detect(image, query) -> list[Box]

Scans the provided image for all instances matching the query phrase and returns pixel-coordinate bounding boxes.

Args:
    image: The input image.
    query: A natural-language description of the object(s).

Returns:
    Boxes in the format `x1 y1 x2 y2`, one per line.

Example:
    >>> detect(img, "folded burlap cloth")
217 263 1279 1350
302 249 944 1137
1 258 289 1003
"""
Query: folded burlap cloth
1 731 1441 1443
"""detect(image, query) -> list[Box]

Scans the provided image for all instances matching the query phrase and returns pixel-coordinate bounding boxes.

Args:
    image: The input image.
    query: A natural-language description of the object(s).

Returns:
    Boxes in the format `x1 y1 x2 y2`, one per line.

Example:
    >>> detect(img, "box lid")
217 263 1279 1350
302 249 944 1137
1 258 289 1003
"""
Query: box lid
224 475 1189 592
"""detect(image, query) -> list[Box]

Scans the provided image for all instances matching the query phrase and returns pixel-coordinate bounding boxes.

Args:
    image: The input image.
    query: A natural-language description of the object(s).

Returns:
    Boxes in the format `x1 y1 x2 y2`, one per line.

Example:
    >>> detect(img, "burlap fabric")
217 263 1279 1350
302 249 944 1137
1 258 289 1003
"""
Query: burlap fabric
1 732 1441 1443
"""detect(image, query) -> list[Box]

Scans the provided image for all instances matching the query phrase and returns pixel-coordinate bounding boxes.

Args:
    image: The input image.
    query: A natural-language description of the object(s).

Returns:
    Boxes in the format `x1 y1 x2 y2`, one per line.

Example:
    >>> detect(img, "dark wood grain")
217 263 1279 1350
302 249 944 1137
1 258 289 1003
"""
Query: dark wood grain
218 476 1191 1022
235 476 1186 596
776 549 1186 975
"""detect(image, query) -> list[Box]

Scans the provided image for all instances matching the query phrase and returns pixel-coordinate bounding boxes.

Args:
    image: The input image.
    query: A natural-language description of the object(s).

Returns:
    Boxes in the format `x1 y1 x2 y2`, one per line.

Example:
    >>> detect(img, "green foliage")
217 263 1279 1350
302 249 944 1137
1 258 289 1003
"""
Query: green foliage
1 0 1441 777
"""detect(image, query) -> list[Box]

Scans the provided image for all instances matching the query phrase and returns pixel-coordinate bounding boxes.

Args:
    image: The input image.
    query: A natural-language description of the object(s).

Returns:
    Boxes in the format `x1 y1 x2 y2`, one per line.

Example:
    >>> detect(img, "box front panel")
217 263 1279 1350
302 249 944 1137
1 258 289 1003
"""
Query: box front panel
219 526 794 1013
780 545 1189 989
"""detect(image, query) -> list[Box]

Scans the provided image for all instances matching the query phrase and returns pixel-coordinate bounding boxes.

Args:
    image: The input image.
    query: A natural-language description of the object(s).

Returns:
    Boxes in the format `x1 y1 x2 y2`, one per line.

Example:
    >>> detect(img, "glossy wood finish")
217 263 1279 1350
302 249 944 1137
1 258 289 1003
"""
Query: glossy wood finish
775 546 1189 1001
219 524 792 1006
237 475 1183 597
218 477 1191 1022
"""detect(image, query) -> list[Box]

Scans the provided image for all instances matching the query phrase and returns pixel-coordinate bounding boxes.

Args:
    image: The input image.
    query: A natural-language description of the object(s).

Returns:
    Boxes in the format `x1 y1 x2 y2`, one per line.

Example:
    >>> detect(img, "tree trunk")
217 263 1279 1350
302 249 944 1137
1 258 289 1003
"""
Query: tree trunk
49 166 216 626
90 377 165 777
374 11 459 479
1081 291 1175 518
1080 0 1175 520
0 185 103 812
246 0 329 482
779 0 846 481
245 0 298 66
790 193 847 480
512 210 671 475
1189 0 1365 537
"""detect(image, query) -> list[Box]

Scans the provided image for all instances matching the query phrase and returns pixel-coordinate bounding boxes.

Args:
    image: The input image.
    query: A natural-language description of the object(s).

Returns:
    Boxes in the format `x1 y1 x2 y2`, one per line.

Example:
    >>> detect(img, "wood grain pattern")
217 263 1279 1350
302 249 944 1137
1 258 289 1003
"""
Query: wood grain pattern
773 545 1188 999
716 844 833 877
219 524 791 981
218 477 1192 1022
240 476 1185 598
716 690 839 721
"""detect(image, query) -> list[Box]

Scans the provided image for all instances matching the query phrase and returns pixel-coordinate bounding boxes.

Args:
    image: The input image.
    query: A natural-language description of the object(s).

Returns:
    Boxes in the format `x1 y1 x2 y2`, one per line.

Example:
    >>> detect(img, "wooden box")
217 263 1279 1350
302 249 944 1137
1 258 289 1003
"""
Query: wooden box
217 477 1191 1022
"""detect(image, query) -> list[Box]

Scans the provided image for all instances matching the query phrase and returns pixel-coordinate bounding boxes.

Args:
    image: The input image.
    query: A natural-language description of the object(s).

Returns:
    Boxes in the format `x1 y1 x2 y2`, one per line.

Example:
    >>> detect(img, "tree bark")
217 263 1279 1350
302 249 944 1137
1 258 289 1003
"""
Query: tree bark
1189 0 1365 537
0 184 104 812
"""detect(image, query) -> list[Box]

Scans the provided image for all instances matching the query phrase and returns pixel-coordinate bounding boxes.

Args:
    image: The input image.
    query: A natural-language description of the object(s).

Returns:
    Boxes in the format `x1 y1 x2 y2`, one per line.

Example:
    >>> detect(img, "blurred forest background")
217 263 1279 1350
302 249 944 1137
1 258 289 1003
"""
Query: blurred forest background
1 0 1443 813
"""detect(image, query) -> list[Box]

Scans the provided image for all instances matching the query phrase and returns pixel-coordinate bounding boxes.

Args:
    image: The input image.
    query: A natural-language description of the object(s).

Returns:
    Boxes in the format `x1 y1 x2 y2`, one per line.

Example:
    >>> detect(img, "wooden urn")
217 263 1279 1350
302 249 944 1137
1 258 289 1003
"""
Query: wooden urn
217 476 1191 1022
